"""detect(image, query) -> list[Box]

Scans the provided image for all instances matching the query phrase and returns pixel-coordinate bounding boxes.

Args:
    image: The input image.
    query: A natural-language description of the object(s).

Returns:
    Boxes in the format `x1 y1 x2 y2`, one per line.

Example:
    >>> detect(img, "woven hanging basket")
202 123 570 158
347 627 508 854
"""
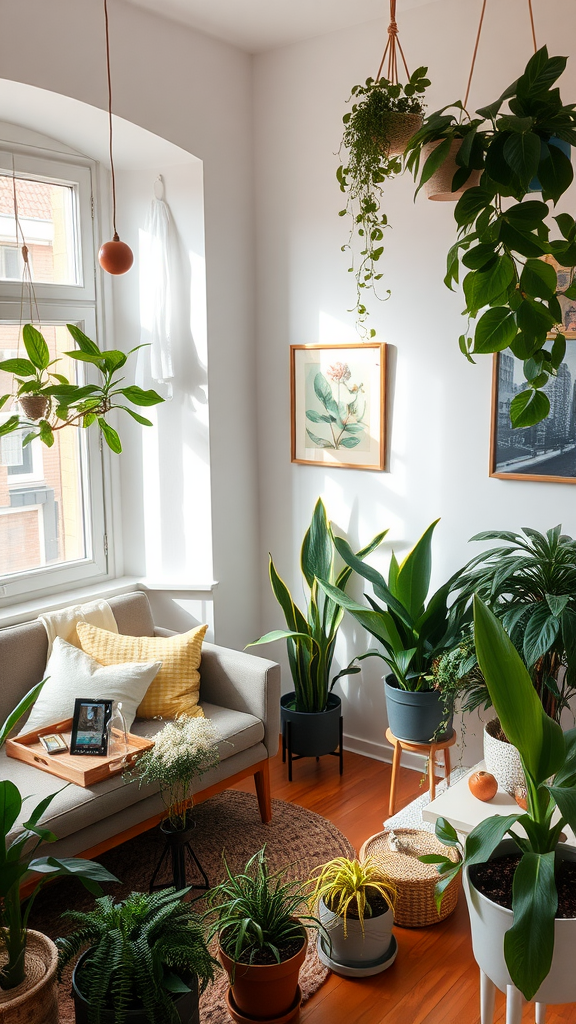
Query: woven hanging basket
422 139 482 201
360 828 461 927
0 930 59 1024
380 111 423 157
19 395 50 421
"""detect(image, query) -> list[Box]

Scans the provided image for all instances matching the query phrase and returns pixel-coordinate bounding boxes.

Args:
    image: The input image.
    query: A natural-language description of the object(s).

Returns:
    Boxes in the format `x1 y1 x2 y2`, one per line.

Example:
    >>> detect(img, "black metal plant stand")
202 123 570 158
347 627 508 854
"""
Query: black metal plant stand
149 815 209 893
282 716 344 782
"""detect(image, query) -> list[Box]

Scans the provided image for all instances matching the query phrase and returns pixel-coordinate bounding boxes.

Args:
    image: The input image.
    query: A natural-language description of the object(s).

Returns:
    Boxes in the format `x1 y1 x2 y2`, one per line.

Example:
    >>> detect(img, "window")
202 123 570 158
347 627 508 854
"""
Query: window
0 143 108 602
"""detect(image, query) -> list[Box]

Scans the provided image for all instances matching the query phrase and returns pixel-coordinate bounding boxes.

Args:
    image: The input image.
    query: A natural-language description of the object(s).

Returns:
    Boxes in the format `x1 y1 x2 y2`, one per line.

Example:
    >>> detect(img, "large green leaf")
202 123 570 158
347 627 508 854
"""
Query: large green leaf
334 529 388 592
470 255 516 309
0 357 36 376
98 418 122 454
119 386 163 407
464 813 521 867
332 536 412 626
417 137 451 192
539 143 574 204
394 520 439 620
473 307 517 353
247 629 318 650
517 299 556 341
546 784 576 834
520 259 557 300
316 580 403 653
504 851 556 1000
0 780 22 845
522 602 560 666
503 132 541 187
22 325 50 371
301 499 332 589
510 388 551 428
66 323 101 356
269 558 308 636
0 680 45 748
473 596 565 786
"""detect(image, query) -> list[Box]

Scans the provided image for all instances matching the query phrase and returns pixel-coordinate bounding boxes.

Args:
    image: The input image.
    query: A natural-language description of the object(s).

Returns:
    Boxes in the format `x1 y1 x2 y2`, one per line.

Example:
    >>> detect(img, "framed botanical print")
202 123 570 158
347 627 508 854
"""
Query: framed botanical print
290 343 386 470
490 345 576 483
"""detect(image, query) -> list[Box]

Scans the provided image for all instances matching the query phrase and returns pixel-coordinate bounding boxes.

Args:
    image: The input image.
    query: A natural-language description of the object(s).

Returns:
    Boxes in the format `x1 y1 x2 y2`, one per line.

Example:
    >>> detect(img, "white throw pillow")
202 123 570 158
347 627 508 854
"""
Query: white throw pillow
21 637 162 734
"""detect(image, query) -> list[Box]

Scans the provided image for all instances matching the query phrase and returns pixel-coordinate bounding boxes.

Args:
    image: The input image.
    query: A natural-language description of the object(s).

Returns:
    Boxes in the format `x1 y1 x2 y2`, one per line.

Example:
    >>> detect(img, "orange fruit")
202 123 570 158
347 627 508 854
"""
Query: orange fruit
468 770 498 801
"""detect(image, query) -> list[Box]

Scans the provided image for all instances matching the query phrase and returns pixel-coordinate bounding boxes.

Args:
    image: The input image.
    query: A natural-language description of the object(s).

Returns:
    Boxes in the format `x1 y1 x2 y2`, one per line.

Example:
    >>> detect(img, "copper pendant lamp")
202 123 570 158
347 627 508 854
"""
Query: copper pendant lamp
98 0 134 275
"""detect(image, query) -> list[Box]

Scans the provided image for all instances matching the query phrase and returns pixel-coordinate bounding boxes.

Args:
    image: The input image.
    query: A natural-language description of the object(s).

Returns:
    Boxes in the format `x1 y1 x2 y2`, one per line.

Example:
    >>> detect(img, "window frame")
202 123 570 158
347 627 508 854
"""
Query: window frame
0 142 113 605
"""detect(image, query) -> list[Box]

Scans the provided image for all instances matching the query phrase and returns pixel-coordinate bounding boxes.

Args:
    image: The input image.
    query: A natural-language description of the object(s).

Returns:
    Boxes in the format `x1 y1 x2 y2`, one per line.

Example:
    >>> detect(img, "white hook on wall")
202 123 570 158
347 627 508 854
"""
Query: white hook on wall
153 174 164 200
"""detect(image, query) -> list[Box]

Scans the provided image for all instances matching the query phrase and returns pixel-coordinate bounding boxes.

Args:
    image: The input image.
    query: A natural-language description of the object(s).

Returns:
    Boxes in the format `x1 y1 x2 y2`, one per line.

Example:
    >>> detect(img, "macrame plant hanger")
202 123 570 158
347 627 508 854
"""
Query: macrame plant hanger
375 0 411 87
463 0 538 114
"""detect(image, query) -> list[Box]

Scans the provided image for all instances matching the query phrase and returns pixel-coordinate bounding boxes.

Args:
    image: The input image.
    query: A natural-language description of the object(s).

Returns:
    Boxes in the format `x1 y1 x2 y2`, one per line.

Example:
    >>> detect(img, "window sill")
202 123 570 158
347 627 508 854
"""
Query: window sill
0 577 218 629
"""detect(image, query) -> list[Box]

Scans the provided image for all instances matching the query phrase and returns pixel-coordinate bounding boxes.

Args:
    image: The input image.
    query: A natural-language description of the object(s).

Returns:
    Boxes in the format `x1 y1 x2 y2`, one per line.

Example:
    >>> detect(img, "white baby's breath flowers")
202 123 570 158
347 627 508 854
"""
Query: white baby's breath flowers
125 715 222 829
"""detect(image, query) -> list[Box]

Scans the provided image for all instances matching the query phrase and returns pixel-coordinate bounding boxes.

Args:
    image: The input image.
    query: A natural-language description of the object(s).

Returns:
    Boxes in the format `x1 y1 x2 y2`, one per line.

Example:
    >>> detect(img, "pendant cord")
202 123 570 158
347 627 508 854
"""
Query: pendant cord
464 0 538 114
376 0 411 84
103 0 119 241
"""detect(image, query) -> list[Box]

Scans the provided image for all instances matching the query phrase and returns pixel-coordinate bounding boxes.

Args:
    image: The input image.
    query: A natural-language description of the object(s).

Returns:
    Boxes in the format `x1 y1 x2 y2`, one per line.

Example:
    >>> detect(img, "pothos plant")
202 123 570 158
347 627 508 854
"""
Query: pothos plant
337 67 429 338
408 46 576 428
0 323 163 453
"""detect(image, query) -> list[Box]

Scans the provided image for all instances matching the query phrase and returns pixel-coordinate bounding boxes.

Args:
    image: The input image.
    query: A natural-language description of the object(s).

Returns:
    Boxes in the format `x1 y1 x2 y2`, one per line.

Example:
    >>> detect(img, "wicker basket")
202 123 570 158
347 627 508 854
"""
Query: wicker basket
379 111 423 157
422 139 482 201
360 828 461 927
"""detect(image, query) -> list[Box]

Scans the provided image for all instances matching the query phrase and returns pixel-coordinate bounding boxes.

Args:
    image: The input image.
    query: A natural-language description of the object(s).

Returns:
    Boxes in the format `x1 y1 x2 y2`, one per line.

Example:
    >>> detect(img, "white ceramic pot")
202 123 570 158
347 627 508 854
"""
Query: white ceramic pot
464 841 576 1004
483 720 525 797
319 898 394 966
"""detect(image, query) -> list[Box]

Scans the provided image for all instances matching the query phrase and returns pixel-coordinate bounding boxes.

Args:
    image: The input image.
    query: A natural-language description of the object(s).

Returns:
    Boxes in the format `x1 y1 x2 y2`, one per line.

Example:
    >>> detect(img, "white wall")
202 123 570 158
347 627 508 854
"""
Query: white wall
0 0 260 649
253 0 576 766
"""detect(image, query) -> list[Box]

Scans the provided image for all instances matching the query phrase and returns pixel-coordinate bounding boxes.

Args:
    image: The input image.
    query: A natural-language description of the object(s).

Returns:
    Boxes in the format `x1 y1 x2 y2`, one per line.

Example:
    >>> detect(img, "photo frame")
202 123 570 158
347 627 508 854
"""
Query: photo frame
290 343 386 470
543 255 576 338
490 345 576 483
70 698 113 756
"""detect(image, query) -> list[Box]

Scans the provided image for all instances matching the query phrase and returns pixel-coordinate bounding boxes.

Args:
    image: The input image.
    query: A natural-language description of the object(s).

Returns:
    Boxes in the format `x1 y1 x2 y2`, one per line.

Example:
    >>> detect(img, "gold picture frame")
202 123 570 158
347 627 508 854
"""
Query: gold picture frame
290 343 386 471
543 254 576 339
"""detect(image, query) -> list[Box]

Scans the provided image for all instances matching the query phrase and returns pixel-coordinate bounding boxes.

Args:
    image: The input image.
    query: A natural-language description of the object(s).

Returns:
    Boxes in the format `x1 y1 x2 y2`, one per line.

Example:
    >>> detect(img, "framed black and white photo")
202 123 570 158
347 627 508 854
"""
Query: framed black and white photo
490 345 576 483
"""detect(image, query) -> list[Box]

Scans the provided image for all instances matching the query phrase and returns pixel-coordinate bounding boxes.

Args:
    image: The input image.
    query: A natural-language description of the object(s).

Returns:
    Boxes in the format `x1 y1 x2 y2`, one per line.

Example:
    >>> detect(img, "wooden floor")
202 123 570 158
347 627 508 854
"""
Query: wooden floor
234 747 573 1024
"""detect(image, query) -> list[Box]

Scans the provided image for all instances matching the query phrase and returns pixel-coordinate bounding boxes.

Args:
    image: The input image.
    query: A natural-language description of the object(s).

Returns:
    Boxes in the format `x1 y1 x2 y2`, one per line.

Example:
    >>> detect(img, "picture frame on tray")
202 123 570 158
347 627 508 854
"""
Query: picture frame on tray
290 343 386 471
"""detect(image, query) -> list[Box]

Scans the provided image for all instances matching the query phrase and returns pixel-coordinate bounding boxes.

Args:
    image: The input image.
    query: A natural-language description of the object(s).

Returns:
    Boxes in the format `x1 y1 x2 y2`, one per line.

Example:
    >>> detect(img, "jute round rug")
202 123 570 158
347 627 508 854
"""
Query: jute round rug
28 790 354 1023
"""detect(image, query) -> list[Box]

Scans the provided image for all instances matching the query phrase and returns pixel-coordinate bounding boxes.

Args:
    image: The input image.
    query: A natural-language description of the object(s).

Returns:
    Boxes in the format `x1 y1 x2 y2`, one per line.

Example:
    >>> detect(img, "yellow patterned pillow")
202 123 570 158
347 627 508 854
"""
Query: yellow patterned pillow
76 622 208 720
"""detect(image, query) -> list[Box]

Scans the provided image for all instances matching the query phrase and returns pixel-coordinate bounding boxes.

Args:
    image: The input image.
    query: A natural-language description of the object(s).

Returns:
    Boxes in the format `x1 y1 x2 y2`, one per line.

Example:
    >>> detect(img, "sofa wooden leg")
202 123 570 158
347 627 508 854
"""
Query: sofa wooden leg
254 761 272 823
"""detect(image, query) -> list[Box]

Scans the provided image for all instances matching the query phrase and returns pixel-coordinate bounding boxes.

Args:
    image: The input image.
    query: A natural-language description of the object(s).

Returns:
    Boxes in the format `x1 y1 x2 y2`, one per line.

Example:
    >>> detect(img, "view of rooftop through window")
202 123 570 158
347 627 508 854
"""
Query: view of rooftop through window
0 173 79 285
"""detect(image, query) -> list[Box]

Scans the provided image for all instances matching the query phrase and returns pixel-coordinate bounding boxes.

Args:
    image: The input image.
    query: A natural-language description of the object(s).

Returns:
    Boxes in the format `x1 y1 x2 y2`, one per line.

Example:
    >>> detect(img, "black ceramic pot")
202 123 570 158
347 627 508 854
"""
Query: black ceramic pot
72 950 199 1024
384 675 452 743
280 691 341 757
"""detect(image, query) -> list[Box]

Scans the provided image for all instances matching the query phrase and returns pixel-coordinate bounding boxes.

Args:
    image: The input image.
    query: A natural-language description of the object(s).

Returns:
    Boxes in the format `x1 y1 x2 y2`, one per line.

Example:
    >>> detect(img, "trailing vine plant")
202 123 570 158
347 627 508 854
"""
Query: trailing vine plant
408 46 576 428
338 68 429 338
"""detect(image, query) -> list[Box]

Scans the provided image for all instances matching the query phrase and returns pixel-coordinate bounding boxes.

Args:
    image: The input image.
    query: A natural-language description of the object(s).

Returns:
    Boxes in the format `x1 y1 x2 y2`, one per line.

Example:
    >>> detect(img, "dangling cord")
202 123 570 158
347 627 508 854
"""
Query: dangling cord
103 0 119 242
11 159 41 380
376 0 411 84
527 0 538 53
463 0 487 114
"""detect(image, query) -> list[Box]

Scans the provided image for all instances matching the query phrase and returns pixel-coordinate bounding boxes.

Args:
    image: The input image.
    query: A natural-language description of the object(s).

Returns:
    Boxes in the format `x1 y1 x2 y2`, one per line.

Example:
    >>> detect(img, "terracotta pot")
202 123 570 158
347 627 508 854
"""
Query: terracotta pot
483 719 525 796
379 111 423 157
0 930 58 1024
225 987 301 1024
219 930 307 1021
422 139 482 201
19 395 50 421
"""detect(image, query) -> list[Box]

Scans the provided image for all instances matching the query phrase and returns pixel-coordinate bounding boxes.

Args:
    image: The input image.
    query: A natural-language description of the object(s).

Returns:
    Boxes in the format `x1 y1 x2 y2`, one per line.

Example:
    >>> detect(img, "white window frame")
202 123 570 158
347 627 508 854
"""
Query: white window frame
0 142 112 604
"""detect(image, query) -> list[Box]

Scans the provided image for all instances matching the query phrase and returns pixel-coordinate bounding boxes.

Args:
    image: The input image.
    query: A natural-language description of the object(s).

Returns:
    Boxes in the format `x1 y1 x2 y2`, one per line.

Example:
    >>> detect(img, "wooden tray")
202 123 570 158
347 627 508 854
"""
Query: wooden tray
6 718 154 788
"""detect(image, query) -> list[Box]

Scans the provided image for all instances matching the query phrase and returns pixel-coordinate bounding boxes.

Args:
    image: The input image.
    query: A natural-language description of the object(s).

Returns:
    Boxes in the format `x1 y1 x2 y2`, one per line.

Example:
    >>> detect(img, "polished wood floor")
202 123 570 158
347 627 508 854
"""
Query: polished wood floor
234 748 572 1024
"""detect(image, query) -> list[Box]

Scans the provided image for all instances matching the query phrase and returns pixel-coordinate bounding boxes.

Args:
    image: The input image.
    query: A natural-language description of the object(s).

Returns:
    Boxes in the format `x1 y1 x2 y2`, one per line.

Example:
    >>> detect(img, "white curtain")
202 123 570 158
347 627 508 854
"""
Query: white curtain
136 195 174 400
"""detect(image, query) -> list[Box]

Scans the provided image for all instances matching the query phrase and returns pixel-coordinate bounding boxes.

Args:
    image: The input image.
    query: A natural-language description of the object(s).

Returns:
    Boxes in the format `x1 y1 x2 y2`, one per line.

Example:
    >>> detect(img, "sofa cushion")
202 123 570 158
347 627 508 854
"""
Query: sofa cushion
76 622 208 720
22 638 162 734
5 701 264 844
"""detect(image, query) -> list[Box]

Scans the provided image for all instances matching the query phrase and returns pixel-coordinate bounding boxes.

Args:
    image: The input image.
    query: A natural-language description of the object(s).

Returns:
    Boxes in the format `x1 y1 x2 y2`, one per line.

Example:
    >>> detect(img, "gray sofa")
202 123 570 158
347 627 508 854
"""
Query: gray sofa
0 592 280 861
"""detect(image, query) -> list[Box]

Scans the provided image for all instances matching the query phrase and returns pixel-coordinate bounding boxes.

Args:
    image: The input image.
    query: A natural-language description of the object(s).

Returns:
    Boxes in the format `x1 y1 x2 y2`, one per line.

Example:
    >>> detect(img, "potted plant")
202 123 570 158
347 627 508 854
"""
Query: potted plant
56 887 217 1024
206 847 321 1024
337 67 429 337
447 525 576 791
411 46 576 427
404 103 483 200
318 519 465 743
124 716 221 890
0 684 118 1022
248 498 385 769
0 322 163 452
308 856 396 976
426 595 576 1005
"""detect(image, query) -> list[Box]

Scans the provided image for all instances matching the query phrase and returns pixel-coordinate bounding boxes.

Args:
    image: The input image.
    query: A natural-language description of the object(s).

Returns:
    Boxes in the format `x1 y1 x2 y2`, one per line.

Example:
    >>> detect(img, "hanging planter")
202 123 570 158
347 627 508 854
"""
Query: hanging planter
421 138 482 200
337 0 430 338
18 394 51 422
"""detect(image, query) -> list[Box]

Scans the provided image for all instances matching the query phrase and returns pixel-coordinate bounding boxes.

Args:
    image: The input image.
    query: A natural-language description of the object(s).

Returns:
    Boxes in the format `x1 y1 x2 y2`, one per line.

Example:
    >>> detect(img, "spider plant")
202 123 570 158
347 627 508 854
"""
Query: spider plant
449 525 576 720
248 498 386 713
308 857 396 936
56 888 217 1024
206 847 322 966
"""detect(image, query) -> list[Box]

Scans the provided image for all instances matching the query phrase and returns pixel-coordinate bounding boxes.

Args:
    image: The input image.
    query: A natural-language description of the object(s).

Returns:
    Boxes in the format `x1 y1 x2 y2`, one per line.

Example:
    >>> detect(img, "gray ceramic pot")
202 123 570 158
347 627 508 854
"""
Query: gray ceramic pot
384 676 452 743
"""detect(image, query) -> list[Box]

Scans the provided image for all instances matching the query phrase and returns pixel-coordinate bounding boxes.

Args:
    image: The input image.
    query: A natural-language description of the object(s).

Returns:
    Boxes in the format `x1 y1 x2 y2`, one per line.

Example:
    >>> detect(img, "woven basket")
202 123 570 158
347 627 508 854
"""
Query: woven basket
19 395 50 421
379 111 423 157
422 139 482 201
359 828 461 928
0 930 59 1024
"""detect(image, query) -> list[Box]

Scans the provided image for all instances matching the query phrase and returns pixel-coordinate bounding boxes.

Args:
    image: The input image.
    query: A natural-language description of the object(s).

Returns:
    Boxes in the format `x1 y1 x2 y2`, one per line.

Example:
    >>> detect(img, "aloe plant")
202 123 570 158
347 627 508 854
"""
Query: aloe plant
428 596 576 1000
317 520 465 691
248 499 386 713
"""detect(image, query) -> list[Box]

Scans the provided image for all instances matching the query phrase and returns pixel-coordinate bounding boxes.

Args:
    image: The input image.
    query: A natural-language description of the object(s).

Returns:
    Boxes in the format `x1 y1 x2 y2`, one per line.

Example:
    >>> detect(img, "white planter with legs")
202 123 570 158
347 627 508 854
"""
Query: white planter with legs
464 842 576 1021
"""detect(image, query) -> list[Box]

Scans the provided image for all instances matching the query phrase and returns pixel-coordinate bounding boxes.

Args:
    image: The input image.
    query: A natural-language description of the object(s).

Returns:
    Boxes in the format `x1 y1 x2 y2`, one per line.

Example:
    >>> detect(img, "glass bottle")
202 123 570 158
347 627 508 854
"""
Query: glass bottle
107 700 128 762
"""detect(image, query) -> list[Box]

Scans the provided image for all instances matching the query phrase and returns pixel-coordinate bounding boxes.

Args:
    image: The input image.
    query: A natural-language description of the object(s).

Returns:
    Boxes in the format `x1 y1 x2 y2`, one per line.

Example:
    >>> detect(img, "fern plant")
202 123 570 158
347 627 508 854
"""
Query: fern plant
56 888 217 1024
206 847 322 965
308 856 396 936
